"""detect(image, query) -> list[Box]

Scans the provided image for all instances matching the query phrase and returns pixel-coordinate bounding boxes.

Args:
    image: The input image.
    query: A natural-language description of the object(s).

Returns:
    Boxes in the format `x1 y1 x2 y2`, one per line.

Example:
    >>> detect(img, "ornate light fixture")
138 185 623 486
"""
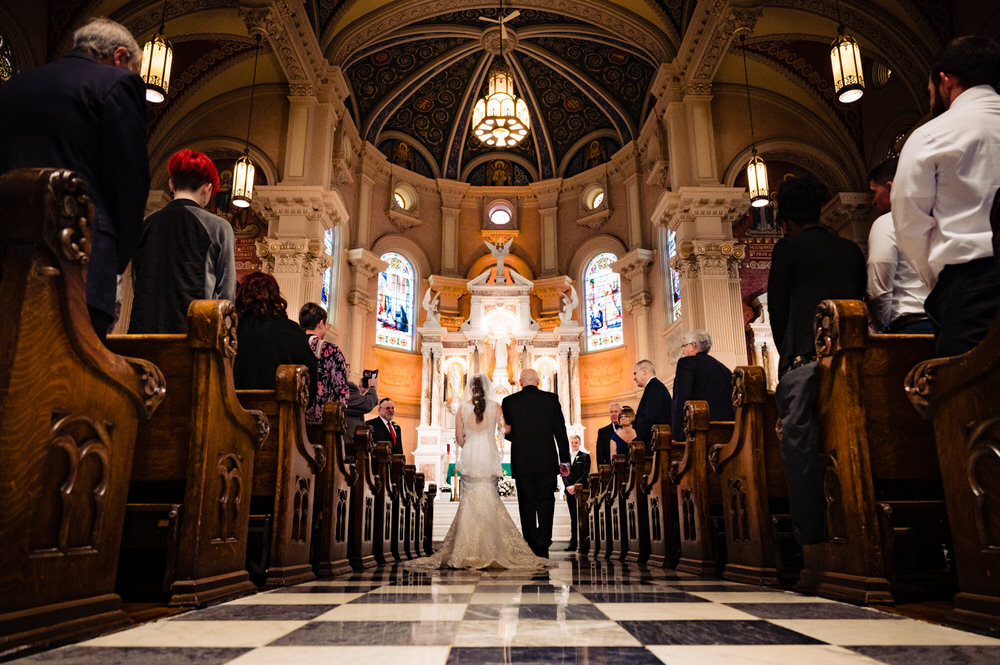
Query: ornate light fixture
139 0 173 103
232 32 262 209
740 33 770 208
830 0 864 103
472 62 530 148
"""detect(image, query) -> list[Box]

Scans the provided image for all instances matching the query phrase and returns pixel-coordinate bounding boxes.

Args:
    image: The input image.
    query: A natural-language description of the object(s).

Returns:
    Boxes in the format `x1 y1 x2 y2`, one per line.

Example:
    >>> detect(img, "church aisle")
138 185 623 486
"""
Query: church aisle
12 557 1000 665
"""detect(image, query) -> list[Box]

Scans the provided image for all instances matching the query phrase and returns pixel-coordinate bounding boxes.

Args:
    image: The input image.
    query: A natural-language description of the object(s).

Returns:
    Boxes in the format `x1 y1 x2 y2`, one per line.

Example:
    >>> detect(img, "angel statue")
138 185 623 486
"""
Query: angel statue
559 284 579 324
485 237 514 282
422 287 441 325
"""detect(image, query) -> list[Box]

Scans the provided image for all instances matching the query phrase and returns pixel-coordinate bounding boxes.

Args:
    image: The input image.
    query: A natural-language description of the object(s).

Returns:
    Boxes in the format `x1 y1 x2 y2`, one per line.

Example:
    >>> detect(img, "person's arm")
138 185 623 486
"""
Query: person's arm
100 74 150 272
890 131 938 287
552 396 571 465
215 224 237 301
866 216 896 330
501 399 513 440
455 403 466 447
767 239 792 350
671 360 694 441
295 326 319 405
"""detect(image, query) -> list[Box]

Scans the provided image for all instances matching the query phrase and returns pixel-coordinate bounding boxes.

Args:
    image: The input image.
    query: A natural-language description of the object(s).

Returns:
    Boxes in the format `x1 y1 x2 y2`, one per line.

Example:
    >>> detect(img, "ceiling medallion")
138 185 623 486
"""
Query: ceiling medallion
472 63 531 148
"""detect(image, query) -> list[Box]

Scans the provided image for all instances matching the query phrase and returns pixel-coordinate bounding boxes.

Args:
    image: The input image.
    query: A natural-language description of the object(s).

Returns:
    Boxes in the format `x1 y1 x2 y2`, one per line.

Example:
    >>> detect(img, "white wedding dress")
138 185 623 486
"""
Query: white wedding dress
406 400 551 570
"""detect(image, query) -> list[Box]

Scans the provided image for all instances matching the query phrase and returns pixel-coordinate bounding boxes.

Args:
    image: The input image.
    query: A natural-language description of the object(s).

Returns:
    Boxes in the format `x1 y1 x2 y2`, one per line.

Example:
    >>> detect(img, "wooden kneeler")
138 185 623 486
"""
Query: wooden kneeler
310 402 356 578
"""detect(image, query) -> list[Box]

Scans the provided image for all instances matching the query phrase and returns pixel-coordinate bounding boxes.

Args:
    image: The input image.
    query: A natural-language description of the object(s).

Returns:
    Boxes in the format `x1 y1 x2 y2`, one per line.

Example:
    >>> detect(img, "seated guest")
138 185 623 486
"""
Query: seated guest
611 406 638 456
632 359 672 453
299 302 349 423
367 398 401 456
672 330 735 441
233 272 317 402
129 149 235 333
595 402 621 466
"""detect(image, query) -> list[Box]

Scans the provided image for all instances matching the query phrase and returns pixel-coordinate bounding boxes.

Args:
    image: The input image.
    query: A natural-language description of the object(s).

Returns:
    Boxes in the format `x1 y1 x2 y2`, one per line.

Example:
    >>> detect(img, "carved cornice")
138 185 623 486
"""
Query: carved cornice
672 1 761 91
612 248 655 282
347 247 388 280
529 179 563 209
253 185 350 228
255 237 330 275
436 180 471 209
821 192 872 234
651 186 750 230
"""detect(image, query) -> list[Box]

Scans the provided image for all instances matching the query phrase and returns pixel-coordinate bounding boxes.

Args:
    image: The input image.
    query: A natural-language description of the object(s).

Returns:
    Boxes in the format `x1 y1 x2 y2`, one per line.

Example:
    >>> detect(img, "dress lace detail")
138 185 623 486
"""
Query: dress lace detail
406 402 551 570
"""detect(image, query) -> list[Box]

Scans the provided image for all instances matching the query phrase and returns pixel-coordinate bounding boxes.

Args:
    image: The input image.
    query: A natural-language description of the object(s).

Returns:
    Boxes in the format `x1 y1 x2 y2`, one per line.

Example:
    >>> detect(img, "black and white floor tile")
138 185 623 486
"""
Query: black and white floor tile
12 556 1000 665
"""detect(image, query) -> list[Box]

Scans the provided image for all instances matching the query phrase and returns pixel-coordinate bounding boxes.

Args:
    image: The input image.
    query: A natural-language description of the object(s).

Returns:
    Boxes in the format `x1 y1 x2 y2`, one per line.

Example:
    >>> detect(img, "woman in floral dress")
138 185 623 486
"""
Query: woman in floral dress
298 302 350 422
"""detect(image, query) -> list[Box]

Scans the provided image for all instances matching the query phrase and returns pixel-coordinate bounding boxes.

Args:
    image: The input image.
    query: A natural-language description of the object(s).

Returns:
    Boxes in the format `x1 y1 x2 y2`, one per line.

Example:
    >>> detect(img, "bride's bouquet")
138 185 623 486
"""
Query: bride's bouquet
497 474 516 498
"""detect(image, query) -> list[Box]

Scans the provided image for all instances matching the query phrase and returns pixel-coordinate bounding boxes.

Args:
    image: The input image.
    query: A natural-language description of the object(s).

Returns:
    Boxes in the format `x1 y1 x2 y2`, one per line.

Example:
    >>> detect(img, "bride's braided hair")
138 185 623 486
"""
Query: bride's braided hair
472 375 486 423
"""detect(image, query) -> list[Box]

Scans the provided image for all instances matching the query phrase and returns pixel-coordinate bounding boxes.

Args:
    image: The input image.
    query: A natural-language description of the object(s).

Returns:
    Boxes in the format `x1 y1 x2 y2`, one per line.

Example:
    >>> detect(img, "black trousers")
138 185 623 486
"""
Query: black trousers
925 257 1000 357
565 490 578 546
88 305 114 342
515 472 557 556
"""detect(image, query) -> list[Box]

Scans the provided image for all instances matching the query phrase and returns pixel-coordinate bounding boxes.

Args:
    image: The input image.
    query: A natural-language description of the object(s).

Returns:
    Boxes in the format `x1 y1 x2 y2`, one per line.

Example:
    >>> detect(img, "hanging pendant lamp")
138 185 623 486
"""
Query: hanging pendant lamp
830 0 865 103
232 32 262 209
472 0 530 148
740 34 770 208
140 0 173 103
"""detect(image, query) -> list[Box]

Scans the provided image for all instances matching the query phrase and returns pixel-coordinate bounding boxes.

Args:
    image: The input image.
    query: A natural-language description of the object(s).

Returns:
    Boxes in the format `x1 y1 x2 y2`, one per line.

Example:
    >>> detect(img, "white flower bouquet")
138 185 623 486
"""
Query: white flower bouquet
497 474 516 498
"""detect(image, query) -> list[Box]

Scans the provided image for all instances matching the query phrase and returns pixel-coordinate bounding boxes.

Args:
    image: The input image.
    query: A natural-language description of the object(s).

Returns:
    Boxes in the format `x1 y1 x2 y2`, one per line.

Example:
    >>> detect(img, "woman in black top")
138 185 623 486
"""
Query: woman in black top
233 271 318 402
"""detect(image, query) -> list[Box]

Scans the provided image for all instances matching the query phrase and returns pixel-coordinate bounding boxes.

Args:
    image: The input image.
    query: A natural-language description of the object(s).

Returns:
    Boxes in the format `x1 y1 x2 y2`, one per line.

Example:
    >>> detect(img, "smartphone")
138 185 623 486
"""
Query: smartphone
362 369 378 388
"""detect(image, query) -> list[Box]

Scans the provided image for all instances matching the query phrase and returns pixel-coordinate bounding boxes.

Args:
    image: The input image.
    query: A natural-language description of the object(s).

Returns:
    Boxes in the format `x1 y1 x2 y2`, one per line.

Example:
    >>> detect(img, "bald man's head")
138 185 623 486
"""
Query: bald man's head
520 368 540 387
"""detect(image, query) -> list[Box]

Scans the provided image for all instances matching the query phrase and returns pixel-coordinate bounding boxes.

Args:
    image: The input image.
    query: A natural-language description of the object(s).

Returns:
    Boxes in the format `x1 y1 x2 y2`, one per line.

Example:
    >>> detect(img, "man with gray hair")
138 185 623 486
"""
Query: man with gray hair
632 359 672 454
0 17 150 340
672 330 734 441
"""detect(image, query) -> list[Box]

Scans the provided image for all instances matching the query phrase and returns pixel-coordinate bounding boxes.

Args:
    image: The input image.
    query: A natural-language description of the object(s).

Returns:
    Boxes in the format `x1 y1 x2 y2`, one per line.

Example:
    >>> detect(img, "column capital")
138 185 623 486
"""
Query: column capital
651 186 749 230
253 185 350 229
529 179 563 208
346 247 387 280
821 192 872 234
436 179 471 209
682 239 745 278
612 248 655 282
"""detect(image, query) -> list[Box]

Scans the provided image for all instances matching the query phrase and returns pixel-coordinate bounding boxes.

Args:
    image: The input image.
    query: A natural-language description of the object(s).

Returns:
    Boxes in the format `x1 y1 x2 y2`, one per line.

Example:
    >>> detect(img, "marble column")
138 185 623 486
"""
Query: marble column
613 249 656 363
419 347 432 426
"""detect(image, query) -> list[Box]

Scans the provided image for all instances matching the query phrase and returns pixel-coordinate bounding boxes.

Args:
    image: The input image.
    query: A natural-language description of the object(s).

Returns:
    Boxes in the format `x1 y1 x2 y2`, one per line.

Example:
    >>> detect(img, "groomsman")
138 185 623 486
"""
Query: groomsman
594 402 620 466
367 398 402 456
562 435 590 551
633 360 672 453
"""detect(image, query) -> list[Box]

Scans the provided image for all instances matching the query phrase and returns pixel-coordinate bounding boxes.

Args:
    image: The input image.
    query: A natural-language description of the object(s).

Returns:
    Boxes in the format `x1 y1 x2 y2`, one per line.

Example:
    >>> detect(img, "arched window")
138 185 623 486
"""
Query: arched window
584 252 623 351
667 229 682 322
376 251 415 350
0 34 17 85
320 229 334 308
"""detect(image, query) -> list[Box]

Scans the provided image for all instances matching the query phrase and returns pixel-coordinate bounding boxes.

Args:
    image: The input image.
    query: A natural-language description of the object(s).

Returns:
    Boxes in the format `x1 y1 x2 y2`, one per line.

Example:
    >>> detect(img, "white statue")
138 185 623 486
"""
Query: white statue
559 284 579 324
485 238 514 282
422 287 440 325
492 333 509 373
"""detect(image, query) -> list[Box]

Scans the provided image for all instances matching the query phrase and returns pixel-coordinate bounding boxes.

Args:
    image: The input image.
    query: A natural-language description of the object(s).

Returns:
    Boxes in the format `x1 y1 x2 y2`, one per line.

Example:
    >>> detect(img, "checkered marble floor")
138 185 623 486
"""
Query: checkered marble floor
14 555 1000 665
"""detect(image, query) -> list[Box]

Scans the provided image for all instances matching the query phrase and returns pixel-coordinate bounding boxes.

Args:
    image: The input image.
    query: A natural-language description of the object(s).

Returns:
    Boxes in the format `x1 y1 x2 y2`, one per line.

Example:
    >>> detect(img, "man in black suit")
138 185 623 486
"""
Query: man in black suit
366 397 402 456
562 435 591 551
767 175 866 544
632 360 672 454
0 18 150 340
594 402 621 466
502 368 571 558
672 330 734 440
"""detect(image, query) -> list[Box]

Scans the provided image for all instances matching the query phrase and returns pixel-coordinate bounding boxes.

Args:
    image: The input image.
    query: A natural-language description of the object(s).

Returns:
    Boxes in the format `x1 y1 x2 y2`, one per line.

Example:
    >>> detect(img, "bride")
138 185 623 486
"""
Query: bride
406 373 551 570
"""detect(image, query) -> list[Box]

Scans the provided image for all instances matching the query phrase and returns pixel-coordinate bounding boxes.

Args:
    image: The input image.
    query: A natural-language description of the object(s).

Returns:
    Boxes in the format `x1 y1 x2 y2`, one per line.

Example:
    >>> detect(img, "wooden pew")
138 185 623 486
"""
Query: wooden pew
371 442 397 564
642 425 681 568
0 168 167 656
623 442 651 563
237 366 326 587
593 465 614 559
411 468 425 559
107 301 268 606
575 481 591 557
904 199 1000 632
347 427 380 569
669 402 732 575
608 454 629 560
709 366 798 586
390 454 410 561
802 299 949 604
423 482 437 556
582 472 602 558
308 402 356 578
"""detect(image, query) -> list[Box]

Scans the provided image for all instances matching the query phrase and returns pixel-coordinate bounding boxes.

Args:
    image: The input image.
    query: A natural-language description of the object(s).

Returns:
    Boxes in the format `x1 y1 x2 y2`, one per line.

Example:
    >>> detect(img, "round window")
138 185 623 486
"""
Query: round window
490 208 511 225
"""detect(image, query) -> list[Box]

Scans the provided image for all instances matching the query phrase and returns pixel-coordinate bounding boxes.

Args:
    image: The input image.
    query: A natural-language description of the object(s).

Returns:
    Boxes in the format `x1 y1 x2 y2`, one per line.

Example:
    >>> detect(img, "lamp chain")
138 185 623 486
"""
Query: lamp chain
158 0 168 34
834 0 845 33
244 33 261 152
741 35 758 151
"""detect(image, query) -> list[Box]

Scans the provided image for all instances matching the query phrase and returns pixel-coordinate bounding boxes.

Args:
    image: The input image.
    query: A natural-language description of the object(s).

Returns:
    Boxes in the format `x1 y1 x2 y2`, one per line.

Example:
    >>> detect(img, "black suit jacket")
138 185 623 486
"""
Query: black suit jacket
502 385 571 478
0 52 149 317
672 352 735 440
634 376 672 449
367 416 402 456
595 423 615 466
767 225 866 376
562 451 591 490
233 316 318 403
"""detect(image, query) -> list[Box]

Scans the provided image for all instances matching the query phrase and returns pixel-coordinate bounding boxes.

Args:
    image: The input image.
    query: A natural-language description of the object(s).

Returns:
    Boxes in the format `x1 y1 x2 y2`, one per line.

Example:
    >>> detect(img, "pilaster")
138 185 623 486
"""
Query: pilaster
437 180 470 277
613 248 656 363
345 248 387 381
529 179 563 276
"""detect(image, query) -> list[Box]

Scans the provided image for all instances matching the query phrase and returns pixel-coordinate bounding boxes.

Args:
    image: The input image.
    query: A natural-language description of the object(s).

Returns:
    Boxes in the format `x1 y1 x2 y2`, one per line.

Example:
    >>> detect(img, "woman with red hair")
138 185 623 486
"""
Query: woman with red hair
233 271 317 401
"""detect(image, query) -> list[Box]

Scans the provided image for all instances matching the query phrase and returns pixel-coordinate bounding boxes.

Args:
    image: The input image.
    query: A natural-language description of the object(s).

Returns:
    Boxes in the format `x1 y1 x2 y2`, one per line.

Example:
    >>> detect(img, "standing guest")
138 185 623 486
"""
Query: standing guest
367 398 402 456
233 272 317 402
672 330 734 441
611 406 638 455
866 157 931 334
594 402 621 466
767 176 866 545
632 360 672 454
299 302 349 423
892 36 1000 356
562 435 590 551
345 373 379 445
129 149 235 333
0 17 149 340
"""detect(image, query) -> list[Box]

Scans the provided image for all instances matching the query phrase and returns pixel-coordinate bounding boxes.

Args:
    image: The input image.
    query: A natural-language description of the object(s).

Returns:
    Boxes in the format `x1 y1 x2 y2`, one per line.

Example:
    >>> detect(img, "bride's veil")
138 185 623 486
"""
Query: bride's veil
462 372 494 405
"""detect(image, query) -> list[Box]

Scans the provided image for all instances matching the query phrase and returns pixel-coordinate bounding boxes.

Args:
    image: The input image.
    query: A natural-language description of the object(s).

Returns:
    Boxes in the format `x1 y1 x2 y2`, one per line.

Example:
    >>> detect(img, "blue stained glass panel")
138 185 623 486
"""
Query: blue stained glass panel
667 230 681 322
376 251 415 350
584 252 623 351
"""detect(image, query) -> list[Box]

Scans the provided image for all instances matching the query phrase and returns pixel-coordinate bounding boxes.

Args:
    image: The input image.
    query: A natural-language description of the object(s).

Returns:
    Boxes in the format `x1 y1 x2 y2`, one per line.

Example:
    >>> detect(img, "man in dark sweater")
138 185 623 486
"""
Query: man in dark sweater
672 329 734 440
767 175 866 545
129 149 236 333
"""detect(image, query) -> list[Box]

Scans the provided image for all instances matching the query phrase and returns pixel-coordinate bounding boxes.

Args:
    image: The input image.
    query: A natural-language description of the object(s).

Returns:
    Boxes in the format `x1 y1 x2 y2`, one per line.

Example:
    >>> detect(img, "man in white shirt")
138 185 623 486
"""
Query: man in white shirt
892 36 1000 356
866 157 931 333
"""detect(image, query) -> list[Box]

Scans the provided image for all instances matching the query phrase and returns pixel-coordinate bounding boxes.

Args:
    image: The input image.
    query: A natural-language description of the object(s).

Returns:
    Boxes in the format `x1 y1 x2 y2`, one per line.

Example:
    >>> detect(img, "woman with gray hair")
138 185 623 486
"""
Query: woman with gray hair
672 329 735 440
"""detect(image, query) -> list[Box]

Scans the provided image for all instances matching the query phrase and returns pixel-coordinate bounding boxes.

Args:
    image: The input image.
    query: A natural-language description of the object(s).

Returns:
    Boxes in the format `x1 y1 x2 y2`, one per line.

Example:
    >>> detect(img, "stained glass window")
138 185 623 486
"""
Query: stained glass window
0 35 16 85
320 229 334 308
376 251 415 350
667 230 682 322
584 252 623 351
